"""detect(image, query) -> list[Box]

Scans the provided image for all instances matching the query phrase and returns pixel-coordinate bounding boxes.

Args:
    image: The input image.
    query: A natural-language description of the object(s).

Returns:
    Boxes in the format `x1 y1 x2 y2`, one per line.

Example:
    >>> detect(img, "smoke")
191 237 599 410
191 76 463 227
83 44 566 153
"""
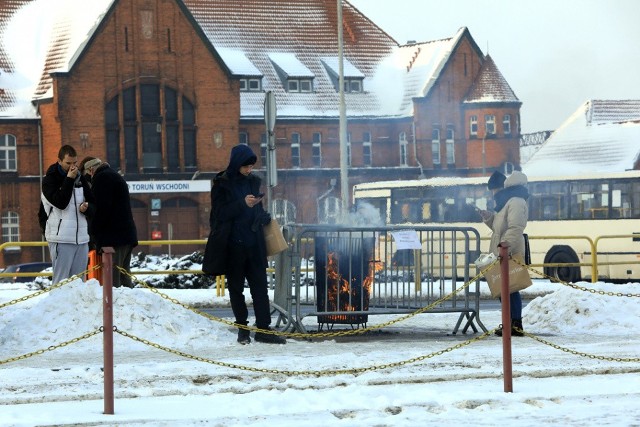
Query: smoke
341 201 384 226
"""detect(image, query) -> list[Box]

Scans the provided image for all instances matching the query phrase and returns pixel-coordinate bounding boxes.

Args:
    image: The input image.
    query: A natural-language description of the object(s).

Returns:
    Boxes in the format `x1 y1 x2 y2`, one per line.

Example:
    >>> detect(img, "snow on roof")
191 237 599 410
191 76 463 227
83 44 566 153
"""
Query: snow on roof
320 57 365 79
215 47 263 77
463 55 520 104
523 99 640 177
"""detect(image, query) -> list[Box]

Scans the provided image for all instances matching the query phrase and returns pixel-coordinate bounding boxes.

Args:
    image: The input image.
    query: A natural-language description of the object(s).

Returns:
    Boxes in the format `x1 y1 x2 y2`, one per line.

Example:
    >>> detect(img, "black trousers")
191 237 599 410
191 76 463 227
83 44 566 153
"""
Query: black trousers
226 243 271 329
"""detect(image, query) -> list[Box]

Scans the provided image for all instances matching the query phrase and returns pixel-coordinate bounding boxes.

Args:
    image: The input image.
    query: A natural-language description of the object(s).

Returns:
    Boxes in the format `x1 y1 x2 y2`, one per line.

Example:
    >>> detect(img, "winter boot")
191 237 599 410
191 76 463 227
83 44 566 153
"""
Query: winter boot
495 319 524 337
254 327 286 344
237 324 251 345
511 319 524 337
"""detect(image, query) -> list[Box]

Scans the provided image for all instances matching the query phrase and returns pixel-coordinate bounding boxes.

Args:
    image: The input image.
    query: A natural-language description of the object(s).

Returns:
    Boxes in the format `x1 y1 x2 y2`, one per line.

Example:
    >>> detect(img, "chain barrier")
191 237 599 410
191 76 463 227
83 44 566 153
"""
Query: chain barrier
0 328 102 365
512 258 640 298
0 264 101 310
115 327 496 376
118 262 497 340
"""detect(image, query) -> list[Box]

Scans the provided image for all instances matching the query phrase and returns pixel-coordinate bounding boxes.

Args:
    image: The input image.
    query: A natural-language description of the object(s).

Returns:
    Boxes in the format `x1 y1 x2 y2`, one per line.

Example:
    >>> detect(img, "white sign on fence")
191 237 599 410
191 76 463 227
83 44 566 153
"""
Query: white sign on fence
391 230 422 250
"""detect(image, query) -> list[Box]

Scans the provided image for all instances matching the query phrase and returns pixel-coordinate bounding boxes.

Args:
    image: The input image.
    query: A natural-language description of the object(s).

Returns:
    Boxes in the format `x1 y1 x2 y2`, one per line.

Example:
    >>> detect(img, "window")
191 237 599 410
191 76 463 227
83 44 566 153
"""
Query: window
240 78 262 92
319 196 342 224
503 114 512 135
485 114 496 135
288 79 313 92
362 132 372 166
470 115 478 136
260 133 267 167
431 128 441 165
446 126 455 165
0 134 17 171
291 133 300 167
399 132 408 166
106 84 197 173
347 132 352 166
1 211 19 250
343 79 363 93
312 132 322 167
272 198 297 225
239 132 249 145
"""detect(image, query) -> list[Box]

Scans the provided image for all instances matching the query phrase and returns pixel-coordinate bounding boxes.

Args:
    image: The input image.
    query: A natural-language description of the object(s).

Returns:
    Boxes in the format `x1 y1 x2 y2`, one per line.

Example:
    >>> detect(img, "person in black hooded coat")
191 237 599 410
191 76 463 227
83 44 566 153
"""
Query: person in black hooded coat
203 144 285 344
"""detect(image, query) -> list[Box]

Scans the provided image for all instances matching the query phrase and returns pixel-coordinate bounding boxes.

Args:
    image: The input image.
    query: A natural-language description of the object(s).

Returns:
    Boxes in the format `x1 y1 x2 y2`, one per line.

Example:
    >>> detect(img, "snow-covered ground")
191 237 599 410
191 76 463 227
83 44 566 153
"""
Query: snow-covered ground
1 273 639 426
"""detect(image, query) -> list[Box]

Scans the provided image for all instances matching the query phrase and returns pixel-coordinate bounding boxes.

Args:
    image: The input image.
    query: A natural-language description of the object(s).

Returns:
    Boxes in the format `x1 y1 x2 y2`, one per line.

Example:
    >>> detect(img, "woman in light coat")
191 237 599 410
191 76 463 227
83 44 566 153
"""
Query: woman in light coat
480 170 529 336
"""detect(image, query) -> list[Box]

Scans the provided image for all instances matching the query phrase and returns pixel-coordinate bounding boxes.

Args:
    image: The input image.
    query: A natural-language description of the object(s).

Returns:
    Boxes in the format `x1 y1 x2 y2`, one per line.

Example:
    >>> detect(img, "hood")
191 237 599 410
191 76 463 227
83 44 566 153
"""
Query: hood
505 170 528 188
225 144 257 178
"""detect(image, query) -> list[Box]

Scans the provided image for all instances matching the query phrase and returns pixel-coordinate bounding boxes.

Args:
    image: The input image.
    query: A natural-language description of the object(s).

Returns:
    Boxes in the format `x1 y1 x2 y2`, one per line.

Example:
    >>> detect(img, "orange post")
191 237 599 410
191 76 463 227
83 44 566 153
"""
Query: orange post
87 249 102 282
498 242 513 393
101 247 115 415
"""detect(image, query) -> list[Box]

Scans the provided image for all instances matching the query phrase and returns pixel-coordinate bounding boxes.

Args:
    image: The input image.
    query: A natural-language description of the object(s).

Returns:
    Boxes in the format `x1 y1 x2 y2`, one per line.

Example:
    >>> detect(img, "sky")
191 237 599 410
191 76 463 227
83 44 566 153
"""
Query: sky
349 0 640 134
1 260 640 426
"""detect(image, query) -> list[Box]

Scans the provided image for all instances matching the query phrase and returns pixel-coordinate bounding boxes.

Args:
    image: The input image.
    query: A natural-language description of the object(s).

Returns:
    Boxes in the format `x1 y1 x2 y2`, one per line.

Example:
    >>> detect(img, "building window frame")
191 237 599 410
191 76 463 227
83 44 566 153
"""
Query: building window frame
446 126 455 165
291 132 300 168
485 114 496 135
312 132 322 167
1 211 20 250
503 114 512 135
399 132 408 166
431 128 441 165
362 131 372 166
0 134 17 171
470 115 478 137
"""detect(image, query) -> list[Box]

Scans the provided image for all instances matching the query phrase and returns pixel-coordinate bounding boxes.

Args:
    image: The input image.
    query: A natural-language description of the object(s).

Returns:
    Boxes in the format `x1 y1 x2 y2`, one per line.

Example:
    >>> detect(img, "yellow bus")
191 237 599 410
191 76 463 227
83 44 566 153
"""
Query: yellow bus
352 170 640 282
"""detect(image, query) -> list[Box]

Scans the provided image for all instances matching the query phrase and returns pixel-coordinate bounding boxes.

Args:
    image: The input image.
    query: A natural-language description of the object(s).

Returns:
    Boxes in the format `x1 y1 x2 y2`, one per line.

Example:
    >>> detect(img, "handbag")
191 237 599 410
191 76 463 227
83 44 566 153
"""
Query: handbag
263 218 288 256
483 254 532 298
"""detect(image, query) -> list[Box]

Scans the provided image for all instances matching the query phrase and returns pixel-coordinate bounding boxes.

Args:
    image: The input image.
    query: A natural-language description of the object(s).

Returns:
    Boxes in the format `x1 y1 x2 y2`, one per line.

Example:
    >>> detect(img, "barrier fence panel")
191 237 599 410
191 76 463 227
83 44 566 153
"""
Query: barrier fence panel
280 225 484 335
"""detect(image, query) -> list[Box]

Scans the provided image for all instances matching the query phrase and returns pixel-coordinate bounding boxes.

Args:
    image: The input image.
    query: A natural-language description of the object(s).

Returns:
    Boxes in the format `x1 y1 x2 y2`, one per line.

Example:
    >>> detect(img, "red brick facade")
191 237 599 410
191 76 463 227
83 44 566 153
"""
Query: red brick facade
0 0 521 266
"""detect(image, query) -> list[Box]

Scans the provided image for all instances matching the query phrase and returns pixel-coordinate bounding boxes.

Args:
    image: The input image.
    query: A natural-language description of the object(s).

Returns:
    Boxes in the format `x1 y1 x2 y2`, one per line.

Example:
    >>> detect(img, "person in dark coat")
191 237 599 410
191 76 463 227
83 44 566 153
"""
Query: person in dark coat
84 158 138 288
203 144 285 344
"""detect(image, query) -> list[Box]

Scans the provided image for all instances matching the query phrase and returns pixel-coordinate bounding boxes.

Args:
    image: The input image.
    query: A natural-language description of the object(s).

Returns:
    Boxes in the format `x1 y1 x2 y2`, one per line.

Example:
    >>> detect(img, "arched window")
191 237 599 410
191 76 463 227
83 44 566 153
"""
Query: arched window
0 134 17 171
318 196 342 224
272 198 297 225
1 211 20 249
105 84 197 174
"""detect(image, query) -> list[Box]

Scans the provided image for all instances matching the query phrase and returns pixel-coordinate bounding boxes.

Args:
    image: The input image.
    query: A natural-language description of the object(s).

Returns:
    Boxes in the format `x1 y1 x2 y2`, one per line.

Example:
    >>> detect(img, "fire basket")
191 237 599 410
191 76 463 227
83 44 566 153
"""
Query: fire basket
314 235 375 328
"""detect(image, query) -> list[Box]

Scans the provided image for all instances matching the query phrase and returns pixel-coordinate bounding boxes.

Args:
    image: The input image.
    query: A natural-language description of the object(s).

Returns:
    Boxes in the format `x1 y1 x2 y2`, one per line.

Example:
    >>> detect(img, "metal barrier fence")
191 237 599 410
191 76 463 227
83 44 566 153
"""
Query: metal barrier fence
276 225 484 335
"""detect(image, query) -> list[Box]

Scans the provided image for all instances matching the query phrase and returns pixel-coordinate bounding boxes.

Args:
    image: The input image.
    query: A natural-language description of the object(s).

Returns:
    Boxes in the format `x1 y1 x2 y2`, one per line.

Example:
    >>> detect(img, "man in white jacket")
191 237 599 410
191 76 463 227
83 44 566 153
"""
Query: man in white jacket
41 145 95 284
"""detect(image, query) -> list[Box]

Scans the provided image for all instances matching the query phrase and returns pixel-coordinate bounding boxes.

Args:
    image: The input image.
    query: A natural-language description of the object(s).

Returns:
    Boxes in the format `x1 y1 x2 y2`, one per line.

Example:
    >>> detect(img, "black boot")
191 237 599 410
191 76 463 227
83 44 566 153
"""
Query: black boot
254 327 286 344
237 323 251 345
512 319 524 337
495 319 524 337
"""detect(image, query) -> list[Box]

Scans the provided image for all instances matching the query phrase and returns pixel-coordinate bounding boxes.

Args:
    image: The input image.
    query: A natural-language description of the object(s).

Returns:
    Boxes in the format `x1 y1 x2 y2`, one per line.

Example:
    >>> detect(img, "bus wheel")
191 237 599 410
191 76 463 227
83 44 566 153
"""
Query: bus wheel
545 248 581 283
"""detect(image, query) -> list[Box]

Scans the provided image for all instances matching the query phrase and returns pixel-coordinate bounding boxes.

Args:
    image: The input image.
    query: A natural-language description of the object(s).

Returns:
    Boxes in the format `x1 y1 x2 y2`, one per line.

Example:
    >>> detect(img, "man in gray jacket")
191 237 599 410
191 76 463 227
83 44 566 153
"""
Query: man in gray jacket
41 145 95 284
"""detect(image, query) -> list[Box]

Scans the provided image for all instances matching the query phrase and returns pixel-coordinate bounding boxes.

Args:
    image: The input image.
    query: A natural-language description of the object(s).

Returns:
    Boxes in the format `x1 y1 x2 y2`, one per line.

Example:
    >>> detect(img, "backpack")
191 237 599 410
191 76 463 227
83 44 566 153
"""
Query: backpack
38 201 52 236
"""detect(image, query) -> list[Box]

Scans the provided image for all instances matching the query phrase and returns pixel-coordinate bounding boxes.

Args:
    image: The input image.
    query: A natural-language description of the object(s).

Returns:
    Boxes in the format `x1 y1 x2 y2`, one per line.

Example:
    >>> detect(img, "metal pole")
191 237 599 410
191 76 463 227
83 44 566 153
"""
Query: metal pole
102 247 115 414
499 242 513 392
337 0 349 215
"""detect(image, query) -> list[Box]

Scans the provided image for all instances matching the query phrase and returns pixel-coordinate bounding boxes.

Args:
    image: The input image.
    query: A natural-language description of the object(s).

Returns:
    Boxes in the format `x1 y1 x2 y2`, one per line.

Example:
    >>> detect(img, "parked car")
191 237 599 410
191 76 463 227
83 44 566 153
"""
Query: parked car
0 262 52 283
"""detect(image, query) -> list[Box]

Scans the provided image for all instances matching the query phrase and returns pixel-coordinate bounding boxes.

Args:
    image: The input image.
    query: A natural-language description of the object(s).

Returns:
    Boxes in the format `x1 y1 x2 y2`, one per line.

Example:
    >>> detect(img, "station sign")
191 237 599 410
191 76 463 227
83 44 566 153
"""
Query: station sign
127 180 210 194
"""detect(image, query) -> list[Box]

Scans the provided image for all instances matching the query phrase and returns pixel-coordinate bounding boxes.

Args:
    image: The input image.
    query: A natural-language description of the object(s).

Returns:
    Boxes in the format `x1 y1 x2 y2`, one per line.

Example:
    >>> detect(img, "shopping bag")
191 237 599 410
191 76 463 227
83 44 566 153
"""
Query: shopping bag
483 254 532 298
263 218 288 256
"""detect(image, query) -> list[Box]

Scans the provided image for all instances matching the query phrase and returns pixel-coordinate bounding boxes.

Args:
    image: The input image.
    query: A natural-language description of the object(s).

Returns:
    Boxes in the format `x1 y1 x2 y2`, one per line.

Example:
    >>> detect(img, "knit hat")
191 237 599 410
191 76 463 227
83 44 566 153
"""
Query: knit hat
83 158 103 173
487 170 506 190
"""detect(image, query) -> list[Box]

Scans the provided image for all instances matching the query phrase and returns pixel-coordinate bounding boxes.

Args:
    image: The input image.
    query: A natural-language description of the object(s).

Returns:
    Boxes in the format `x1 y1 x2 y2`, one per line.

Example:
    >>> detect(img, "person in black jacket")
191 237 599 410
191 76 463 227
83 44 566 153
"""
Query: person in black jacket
84 158 138 288
203 144 285 344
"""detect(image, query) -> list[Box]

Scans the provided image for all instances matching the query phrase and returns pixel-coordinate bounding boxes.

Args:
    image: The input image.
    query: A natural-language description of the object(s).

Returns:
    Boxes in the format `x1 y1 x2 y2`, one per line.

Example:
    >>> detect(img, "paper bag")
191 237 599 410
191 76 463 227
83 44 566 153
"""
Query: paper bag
483 254 532 298
263 218 288 256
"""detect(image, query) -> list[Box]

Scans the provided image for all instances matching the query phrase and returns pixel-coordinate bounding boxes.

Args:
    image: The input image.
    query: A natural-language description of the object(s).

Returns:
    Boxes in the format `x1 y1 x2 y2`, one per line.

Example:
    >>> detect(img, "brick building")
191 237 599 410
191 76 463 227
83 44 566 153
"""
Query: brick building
0 0 521 266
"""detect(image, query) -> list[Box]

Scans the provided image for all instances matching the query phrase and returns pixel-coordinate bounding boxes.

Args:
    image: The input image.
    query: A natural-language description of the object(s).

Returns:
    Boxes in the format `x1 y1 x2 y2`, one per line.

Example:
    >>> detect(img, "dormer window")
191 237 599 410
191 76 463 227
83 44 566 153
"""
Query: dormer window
288 78 313 92
321 57 365 93
269 52 315 93
240 78 262 92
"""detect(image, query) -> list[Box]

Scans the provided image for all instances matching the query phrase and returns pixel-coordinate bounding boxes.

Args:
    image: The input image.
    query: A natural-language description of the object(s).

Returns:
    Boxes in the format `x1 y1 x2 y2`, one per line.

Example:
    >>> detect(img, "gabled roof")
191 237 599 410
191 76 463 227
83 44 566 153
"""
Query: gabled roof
0 0 484 120
463 55 520 104
523 100 640 176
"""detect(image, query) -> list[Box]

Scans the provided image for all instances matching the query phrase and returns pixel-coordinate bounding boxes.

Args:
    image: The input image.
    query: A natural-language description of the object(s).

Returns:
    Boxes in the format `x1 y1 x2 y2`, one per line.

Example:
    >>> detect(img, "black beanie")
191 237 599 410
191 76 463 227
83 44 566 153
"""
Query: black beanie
487 171 506 190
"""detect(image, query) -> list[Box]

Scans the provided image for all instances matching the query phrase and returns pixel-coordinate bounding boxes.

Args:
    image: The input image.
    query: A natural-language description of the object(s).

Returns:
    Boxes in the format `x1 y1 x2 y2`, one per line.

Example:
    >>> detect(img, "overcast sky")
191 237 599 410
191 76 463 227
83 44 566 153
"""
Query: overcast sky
349 0 640 134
